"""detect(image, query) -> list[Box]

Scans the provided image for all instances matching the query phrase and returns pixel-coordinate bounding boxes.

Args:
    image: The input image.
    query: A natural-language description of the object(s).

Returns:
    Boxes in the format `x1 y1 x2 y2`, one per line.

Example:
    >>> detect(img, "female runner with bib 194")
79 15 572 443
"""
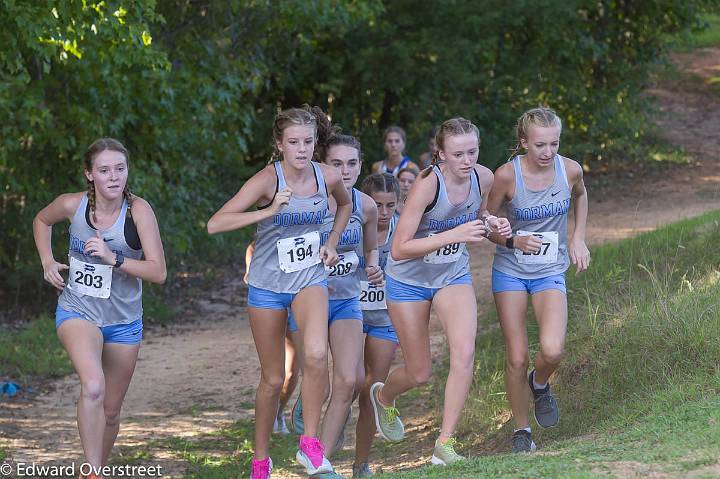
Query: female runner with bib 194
371 118 511 465
486 107 589 453
33 138 166 479
207 106 351 479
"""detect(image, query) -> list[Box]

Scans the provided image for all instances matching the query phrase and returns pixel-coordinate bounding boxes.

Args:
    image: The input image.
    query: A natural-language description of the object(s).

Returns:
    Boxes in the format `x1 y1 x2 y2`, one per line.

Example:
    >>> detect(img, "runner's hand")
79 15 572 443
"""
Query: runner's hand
570 238 590 273
321 245 340 267
516 234 543 254
485 215 512 237
450 220 488 243
271 188 292 213
42 259 68 291
365 265 384 286
83 231 115 265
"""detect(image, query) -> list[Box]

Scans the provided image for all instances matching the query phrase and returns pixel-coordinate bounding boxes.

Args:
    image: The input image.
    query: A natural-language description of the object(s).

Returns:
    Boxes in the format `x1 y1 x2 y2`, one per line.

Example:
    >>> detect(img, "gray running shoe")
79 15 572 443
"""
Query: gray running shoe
369 382 404 442
352 462 372 478
511 430 537 453
430 438 466 465
529 370 560 428
291 394 304 435
310 470 344 479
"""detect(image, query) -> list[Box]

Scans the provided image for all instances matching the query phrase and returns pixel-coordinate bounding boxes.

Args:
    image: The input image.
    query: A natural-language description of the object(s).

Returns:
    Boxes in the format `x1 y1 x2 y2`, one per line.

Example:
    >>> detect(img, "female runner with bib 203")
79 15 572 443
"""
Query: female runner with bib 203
370 118 511 465
33 138 166 479
207 106 351 478
486 107 589 453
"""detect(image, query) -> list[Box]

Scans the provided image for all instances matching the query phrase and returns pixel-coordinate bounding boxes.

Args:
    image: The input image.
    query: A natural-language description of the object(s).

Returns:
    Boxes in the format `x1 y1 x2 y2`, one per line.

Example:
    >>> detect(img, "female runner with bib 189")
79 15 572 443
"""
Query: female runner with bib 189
486 107 589 453
371 118 512 465
207 105 351 479
33 138 167 479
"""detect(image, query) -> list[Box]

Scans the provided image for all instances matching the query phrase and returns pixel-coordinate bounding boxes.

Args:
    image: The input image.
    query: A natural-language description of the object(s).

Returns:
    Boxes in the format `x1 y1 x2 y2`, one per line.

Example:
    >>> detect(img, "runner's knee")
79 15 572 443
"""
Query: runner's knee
407 362 432 386
506 354 529 373
104 408 121 427
80 377 105 403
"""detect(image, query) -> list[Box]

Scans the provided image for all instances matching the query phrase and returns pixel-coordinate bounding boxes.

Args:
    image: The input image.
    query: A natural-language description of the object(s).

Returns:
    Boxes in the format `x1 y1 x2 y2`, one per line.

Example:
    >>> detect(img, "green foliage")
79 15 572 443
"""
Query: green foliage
1 1 716 314
0 314 72 378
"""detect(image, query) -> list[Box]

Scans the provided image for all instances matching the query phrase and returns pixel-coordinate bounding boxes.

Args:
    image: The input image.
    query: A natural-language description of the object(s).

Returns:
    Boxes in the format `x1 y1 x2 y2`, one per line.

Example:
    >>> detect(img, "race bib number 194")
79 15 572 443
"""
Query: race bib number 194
277 231 321 273
67 256 113 299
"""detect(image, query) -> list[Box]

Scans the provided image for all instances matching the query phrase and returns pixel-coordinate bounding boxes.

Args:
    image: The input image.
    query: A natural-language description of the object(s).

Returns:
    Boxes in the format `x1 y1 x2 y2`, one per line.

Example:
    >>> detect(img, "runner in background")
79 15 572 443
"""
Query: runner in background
418 126 439 169
396 167 418 217
371 126 420 176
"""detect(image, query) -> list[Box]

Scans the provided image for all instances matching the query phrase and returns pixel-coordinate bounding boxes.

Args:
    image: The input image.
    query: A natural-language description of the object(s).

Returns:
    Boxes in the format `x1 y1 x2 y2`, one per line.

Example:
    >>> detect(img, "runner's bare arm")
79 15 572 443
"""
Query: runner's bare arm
114 197 167 284
207 166 281 234
476 164 511 238
360 192 382 284
33 192 85 290
391 170 487 261
567 159 590 273
322 165 352 265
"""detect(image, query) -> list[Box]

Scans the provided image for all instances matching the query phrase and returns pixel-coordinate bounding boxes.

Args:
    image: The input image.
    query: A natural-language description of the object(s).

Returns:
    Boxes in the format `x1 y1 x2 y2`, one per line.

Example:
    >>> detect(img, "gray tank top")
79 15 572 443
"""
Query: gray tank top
322 188 365 300
361 215 396 327
493 154 571 279
386 165 481 289
247 161 329 293
58 194 143 327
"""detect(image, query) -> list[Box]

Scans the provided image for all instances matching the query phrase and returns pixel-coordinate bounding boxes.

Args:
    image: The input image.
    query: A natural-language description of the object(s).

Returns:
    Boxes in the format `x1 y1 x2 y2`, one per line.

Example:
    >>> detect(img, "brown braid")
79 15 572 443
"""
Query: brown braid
86 178 97 224
123 183 134 216
420 117 480 178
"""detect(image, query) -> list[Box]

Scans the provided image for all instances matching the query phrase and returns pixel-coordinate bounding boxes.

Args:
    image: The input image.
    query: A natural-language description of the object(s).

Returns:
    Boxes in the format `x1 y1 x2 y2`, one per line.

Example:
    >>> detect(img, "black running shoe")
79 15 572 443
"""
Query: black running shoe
529 370 560 428
511 430 537 453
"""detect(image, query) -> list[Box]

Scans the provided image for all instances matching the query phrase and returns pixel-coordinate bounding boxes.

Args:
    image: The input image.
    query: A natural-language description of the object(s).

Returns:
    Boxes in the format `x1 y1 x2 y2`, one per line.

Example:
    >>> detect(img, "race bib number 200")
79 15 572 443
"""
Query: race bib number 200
67 256 113 299
277 231 321 273
514 230 559 264
360 280 386 310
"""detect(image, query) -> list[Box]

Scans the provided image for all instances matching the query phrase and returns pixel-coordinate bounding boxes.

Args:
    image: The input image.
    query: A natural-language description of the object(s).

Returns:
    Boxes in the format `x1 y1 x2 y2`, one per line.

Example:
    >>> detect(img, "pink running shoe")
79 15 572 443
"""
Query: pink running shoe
251 457 272 479
296 435 333 474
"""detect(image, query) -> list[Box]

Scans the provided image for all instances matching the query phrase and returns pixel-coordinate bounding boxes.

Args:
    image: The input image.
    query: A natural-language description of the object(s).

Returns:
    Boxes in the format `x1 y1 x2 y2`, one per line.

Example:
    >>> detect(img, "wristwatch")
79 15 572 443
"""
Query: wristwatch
114 251 125 268
506 236 514 250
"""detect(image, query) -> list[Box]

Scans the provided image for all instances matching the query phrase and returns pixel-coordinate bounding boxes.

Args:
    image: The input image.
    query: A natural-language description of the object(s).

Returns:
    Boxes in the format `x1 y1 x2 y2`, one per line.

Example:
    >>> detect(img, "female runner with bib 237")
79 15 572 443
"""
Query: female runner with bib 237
207 106 351 479
487 107 589 453
33 138 166 479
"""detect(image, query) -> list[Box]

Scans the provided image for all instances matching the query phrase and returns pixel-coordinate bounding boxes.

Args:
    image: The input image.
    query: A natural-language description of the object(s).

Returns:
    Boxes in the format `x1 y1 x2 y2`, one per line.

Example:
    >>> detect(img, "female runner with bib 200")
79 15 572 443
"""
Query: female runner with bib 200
32 138 166 479
353 173 401 478
370 118 511 465
207 106 351 479
486 107 589 453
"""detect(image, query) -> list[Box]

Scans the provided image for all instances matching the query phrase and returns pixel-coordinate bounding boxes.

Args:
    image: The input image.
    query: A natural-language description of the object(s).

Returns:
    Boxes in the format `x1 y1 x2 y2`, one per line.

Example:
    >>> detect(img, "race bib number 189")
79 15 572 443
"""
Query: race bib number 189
514 230 559 264
424 232 465 264
277 231 321 273
67 256 113 299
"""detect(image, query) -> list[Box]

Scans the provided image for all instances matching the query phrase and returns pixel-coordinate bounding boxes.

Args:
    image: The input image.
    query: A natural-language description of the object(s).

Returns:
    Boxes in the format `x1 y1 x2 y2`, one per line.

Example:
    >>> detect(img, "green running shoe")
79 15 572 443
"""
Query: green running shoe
430 437 466 465
369 382 404 442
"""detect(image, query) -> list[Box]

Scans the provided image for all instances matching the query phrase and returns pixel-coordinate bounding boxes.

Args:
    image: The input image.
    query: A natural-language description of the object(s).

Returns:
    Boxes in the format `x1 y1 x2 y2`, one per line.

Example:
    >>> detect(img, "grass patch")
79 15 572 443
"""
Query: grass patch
151 418 299 478
672 13 720 51
385 210 720 477
0 314 72 379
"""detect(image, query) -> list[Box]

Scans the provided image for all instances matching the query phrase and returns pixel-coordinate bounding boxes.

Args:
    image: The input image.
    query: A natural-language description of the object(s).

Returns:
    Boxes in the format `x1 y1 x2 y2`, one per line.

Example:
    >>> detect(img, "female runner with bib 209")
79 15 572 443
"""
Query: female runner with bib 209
370 118 511 465
33 138 166 479
352 173 401 478
207 106 351 478
486 107 589 453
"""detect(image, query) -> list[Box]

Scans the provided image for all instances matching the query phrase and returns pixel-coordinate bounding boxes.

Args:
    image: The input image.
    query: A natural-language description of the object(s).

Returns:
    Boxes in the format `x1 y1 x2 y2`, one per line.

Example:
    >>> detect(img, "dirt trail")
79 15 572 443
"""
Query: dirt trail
2 49 720 478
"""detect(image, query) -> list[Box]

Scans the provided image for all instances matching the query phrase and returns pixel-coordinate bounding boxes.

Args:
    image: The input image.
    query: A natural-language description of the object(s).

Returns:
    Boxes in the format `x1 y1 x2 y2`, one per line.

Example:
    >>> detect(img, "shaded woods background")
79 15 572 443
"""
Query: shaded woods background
0 0 715 315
